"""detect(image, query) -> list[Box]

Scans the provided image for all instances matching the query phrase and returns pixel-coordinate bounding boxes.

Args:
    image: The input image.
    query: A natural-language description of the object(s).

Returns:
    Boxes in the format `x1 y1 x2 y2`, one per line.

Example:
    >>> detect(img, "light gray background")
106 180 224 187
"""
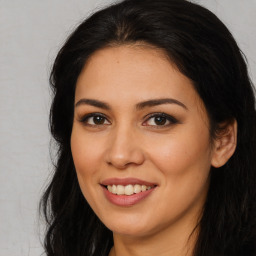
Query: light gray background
0 1 255 255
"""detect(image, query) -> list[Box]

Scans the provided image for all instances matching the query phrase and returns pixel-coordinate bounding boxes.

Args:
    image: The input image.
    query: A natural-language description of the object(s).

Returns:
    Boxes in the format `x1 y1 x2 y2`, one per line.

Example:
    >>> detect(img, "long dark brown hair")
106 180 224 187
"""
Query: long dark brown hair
40 0 256 255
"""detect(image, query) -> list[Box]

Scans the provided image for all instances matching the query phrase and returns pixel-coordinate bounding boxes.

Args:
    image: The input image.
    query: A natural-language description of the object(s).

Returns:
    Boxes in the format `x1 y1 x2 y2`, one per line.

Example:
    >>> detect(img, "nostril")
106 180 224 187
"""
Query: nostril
106 158 133 169
105 138 145 168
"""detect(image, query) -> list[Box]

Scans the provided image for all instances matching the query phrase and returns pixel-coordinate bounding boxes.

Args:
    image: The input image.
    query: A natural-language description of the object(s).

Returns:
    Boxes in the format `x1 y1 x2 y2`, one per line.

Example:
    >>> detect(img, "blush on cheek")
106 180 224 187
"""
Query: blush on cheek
149 142 186 169
150 138 211 179
71 132 99 169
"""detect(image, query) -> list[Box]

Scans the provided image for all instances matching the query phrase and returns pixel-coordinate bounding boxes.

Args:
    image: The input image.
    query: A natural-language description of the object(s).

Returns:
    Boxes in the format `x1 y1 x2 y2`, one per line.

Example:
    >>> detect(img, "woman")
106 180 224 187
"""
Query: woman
40 0 256 255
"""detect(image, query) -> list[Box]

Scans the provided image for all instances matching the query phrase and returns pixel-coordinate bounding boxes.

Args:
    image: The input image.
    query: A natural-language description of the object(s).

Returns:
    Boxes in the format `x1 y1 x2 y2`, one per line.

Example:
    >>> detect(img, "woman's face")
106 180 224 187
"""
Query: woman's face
71 45 216 238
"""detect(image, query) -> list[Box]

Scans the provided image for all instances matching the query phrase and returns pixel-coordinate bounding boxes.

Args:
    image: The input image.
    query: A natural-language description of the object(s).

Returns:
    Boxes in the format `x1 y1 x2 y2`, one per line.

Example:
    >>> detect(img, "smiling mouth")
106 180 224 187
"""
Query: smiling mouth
104 184 155 196
101 179 157 206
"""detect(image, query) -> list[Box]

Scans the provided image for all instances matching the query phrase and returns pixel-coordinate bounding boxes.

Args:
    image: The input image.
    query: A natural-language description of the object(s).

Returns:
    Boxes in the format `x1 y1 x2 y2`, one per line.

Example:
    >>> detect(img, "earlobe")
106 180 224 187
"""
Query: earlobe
211 119 237 168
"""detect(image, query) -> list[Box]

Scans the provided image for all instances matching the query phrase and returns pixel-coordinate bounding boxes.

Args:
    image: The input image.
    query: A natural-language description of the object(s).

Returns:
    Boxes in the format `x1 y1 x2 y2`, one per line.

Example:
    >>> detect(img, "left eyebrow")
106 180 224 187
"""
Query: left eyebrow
136 98 188 110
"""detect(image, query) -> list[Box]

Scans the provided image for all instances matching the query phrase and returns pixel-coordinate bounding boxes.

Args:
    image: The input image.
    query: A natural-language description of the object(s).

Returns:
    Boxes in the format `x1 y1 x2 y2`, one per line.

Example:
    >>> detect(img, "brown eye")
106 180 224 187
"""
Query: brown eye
143 113 178 127
80 114 111 126
92 116 106 125
154 116 168 125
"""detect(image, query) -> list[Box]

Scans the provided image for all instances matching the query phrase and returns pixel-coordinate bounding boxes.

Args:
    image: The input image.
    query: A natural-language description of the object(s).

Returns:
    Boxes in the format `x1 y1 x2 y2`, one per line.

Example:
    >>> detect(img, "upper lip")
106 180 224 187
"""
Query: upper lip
101 177 157 187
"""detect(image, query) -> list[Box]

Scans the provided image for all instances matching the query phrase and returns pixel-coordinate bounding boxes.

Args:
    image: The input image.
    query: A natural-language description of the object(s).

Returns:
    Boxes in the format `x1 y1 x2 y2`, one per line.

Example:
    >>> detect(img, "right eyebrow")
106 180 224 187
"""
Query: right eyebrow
75 98 111 110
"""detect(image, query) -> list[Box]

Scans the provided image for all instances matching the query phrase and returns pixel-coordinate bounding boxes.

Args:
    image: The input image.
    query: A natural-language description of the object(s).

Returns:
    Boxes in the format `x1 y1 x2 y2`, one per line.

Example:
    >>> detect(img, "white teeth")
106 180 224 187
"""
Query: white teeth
125 184 134 195
134 184 142 194
112 185 117 194
106 184 154 195
141 185 147 191
116 185 125 195
107 185 112 193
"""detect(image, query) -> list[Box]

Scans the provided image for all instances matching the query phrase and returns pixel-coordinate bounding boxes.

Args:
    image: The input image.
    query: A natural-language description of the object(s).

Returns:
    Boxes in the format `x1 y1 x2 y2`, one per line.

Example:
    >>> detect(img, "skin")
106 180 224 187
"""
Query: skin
71 45 236 256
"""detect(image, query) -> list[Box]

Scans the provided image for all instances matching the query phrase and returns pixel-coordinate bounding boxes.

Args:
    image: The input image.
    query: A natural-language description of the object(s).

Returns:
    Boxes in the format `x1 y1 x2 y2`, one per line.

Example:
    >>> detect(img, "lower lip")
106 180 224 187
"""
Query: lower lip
102 186 156 207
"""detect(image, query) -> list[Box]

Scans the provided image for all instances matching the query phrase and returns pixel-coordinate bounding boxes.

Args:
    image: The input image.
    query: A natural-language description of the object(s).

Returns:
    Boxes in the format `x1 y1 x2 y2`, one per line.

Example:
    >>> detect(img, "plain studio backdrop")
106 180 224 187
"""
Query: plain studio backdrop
0 0 255 255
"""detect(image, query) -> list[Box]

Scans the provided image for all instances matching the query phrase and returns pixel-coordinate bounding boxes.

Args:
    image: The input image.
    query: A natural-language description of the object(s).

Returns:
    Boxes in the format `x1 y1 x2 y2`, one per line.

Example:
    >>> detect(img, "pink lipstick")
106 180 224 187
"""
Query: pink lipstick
101 178 157 207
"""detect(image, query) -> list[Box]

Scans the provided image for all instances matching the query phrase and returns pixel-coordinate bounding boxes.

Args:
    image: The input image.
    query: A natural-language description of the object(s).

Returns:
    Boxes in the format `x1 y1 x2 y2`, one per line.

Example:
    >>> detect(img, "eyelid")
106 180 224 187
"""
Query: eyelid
78 112 111 125
142 112 178 127
77 112 178 127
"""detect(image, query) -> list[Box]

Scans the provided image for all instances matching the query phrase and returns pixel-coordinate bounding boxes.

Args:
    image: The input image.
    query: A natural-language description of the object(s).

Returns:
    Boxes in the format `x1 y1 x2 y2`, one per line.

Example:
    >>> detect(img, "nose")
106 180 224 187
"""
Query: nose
105 125 145 169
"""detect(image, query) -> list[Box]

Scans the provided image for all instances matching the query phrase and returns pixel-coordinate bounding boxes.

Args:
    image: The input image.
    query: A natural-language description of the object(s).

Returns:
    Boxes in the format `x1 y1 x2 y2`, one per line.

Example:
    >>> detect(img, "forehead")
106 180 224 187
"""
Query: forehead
75 45 201 110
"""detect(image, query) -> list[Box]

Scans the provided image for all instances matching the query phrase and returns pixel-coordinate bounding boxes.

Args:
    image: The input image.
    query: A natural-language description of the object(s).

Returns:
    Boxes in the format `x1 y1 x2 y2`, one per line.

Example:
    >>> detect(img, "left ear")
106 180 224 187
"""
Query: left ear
211 119 237 168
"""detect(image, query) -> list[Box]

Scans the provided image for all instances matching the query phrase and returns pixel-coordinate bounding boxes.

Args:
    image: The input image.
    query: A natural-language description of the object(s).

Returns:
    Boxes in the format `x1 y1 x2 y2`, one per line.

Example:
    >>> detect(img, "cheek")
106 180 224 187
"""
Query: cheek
71 128 103 173
70 127 107 200
145 130 212 219
146 126 212 179
70 128 106 210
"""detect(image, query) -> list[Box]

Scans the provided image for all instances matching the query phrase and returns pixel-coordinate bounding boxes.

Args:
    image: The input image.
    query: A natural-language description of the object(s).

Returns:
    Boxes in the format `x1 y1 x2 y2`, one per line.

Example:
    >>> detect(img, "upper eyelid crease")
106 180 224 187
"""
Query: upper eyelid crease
144 113 178 124
78 113 109 121
146 112 177 120
75 98 187 111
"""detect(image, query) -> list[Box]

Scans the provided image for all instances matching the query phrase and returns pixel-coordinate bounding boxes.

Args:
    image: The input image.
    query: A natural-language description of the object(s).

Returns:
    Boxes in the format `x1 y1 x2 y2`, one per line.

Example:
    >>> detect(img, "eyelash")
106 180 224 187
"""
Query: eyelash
79 112 178 128
142 112 178 127
79 113 110 126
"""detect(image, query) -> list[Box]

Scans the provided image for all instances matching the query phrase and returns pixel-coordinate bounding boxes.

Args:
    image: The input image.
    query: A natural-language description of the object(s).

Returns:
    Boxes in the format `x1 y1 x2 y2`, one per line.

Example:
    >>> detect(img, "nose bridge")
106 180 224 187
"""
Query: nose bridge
106 121 144 168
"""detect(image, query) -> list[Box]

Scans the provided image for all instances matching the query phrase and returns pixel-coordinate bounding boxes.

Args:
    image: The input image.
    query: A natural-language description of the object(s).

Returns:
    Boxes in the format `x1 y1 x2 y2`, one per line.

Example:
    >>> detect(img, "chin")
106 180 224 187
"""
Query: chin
111 225 151 237
101 215 150 237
